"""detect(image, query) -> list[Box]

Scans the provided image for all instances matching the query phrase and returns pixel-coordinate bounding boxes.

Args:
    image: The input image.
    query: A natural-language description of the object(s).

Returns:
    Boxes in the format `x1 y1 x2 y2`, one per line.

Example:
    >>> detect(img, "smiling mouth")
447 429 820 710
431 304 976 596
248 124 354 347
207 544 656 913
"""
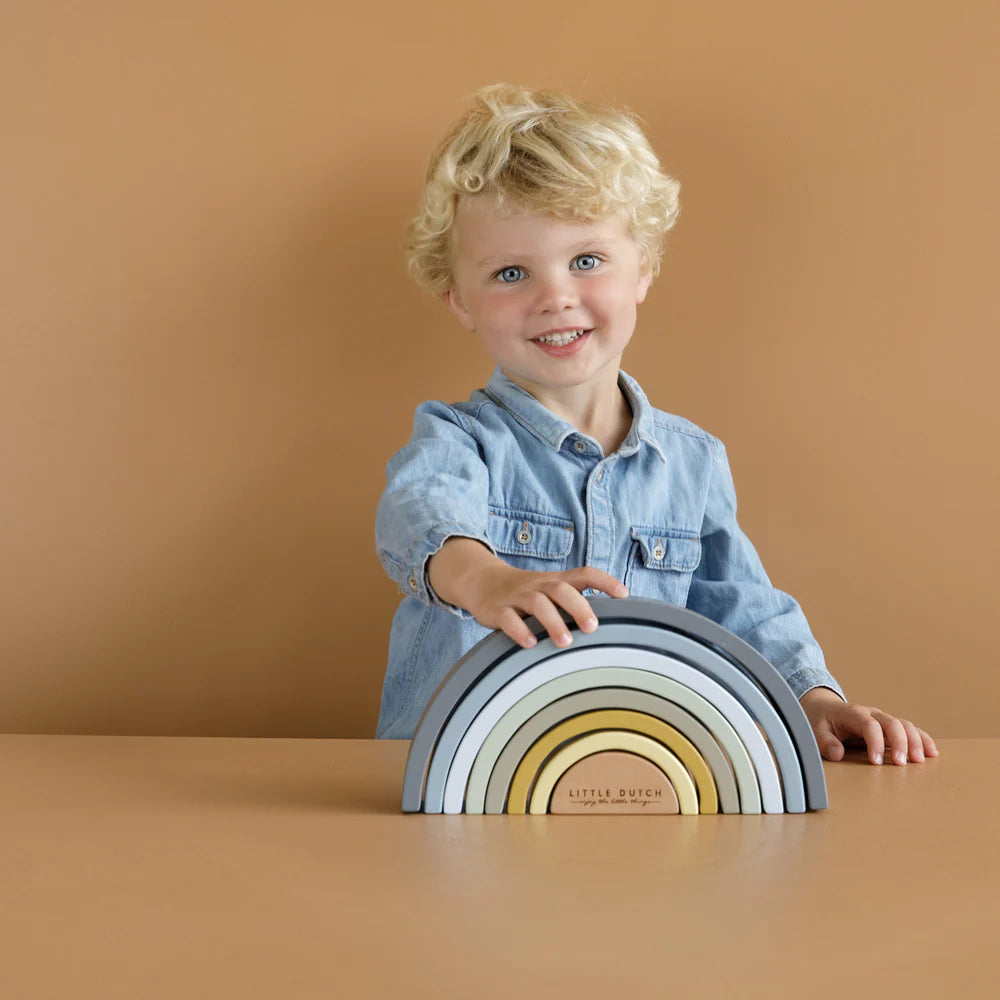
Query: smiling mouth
533 328 590 346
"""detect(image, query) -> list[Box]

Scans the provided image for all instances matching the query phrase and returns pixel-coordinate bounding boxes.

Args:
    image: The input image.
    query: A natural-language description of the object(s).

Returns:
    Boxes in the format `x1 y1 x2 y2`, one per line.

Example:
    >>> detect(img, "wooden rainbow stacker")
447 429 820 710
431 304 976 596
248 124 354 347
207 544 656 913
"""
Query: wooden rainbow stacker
401 597 828 815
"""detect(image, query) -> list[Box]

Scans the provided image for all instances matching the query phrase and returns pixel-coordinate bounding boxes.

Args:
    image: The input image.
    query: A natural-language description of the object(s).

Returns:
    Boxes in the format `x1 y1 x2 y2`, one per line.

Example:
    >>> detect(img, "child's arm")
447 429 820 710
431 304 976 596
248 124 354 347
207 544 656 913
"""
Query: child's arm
686 438 843 699
799 686 938 765
686 437 938 765
377 401 629 647
427 537 628 649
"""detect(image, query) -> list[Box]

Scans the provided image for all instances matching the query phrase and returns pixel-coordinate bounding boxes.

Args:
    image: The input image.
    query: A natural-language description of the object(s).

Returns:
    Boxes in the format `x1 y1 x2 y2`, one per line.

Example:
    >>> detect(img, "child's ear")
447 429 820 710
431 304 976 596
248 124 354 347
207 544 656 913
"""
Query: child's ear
443 287 476 332
636 261 654 305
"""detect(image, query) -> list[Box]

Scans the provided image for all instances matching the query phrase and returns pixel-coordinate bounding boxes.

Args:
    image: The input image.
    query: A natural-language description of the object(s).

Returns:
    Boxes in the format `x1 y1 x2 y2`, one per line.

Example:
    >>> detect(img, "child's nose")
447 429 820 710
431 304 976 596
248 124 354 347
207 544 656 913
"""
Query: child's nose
535 274 580 312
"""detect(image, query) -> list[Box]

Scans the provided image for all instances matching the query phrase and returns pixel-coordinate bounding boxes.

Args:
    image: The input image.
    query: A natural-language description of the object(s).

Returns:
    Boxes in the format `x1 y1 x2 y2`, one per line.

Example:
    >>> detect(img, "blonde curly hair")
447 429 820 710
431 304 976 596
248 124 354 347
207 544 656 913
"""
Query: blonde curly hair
406 83 681 295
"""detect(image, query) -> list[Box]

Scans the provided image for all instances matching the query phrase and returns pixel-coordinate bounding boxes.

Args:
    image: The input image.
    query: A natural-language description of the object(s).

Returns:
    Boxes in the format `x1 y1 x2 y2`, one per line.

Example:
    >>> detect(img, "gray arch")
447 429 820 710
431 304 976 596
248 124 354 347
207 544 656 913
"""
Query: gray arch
402 598 827 813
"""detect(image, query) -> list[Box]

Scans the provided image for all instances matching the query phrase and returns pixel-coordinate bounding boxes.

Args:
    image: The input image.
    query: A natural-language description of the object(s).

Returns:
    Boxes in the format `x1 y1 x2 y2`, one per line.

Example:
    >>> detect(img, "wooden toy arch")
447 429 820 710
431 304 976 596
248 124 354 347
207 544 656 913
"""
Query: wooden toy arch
472 676 752 814
401 598 828 815
440 643 787 813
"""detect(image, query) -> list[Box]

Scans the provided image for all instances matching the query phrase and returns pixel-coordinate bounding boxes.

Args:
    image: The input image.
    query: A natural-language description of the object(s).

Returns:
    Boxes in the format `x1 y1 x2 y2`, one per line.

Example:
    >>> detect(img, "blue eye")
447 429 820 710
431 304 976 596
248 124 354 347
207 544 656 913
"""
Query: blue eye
496 266 525 283
572 254 600 271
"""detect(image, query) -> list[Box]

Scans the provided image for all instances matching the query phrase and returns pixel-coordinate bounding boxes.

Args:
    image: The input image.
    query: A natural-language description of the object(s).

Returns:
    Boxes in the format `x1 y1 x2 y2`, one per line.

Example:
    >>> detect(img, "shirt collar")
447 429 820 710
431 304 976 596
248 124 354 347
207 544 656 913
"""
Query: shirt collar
483 367 667 463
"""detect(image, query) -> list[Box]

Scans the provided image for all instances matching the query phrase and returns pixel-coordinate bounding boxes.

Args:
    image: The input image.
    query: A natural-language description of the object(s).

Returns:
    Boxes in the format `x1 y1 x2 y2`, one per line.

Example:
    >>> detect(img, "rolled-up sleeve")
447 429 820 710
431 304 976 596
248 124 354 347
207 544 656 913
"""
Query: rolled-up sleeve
686 439 846 702
375 401 495 617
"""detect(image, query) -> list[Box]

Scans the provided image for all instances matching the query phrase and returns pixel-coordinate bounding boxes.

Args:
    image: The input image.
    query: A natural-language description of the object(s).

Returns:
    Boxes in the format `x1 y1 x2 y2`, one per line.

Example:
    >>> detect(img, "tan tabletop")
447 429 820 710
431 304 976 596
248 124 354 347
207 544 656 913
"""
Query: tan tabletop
0 736 996 998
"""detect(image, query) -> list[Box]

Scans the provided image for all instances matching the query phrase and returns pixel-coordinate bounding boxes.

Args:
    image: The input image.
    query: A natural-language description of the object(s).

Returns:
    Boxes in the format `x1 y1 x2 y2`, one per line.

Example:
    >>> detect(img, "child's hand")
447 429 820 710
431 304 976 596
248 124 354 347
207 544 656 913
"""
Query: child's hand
463 562 629 649
427 538 628 649
799 687 939 765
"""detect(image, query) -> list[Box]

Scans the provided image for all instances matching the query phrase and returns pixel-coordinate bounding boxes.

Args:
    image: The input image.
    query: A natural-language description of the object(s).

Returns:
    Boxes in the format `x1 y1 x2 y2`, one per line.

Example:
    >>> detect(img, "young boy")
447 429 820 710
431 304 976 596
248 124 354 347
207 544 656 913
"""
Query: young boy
375 83 936 767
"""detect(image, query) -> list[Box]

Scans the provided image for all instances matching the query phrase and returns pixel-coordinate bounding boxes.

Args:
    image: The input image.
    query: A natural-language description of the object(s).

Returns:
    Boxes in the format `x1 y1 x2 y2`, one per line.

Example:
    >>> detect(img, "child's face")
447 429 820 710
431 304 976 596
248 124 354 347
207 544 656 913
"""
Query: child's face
444 195 652 401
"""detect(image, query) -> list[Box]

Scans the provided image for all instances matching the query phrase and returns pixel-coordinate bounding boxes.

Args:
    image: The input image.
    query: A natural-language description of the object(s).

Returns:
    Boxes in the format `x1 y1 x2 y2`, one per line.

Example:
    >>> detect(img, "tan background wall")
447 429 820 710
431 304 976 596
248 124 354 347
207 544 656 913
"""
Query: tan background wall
2 1 997 737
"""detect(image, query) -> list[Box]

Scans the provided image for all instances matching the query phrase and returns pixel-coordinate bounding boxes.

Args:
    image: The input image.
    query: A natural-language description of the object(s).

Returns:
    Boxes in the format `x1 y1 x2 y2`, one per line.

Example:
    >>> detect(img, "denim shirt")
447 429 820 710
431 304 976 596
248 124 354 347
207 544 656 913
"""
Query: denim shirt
374 368 844 739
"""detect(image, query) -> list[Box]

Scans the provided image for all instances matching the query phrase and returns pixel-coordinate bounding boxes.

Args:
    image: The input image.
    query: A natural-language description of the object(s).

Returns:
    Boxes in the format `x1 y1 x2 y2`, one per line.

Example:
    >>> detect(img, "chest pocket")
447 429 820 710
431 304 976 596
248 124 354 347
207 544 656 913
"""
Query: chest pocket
487 507 574 573
625 527 702 605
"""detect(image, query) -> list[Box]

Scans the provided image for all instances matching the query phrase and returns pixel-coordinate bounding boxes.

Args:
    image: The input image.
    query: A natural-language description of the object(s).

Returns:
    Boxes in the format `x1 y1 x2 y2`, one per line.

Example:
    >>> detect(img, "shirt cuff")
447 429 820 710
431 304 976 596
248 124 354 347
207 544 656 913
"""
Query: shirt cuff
405 527 496 619
784 665 847 703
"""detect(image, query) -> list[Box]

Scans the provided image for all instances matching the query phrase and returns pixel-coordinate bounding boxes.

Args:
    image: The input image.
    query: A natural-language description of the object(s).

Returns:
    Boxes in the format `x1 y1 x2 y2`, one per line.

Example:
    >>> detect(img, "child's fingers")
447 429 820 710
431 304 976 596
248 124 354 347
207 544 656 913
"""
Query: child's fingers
812 718 845 761
901 719 926 762
481 567 630 650
495 606 540 649
896 718 938 762
872 710 924 765
873 711 912 766
811 699 937 765
562 566 629 599
859 713 886 765
543 580 600 637
521 590 575 648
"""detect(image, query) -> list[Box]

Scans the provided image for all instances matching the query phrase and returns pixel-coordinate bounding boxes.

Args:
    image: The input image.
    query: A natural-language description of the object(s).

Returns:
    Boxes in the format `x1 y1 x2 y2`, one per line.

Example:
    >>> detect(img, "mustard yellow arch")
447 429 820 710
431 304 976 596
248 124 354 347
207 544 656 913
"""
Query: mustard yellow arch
507 709 717 814
528 731 700 815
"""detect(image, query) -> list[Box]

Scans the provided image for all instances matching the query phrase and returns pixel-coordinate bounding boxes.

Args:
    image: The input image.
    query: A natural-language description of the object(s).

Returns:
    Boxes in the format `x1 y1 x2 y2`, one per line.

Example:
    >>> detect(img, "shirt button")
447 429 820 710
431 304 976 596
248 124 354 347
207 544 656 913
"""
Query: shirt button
408 575 418 591
516 522 532 545
595 468 604 484
652 542 665 561
574 440 587 453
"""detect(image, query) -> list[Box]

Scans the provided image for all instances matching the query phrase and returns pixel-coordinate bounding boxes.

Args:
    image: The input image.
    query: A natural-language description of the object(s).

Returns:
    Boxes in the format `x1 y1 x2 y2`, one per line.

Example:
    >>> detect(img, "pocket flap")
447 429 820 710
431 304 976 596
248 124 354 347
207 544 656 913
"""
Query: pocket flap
630 528 702 571
488 508 574 560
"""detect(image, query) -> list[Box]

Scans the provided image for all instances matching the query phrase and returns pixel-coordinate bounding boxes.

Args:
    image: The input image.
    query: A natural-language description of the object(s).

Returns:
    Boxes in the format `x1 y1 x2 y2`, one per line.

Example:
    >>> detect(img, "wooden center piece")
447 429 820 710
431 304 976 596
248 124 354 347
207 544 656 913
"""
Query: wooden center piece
549 750 679 814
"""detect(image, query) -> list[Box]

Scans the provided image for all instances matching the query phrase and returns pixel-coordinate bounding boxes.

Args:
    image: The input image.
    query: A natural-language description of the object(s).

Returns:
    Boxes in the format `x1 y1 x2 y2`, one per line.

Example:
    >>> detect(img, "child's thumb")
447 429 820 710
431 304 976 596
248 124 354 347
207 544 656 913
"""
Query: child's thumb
813 721 845 761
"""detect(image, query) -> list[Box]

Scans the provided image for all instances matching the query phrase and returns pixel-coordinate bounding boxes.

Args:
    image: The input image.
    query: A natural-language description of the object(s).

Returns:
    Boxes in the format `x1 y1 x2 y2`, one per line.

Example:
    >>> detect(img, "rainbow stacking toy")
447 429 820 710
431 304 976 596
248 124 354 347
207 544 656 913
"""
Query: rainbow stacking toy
401 597 828 815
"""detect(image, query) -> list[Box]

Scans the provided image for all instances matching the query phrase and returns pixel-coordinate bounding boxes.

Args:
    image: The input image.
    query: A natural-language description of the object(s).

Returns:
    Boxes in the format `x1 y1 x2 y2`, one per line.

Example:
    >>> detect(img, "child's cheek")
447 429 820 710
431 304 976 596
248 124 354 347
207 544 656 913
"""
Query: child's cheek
483 289 522 322
588 272 618 297
481 286 513 309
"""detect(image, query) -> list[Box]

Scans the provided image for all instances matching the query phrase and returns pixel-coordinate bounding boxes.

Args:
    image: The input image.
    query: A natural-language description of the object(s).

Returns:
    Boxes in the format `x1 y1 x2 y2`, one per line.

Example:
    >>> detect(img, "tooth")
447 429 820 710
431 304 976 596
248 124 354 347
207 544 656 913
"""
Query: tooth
539 329 584 345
